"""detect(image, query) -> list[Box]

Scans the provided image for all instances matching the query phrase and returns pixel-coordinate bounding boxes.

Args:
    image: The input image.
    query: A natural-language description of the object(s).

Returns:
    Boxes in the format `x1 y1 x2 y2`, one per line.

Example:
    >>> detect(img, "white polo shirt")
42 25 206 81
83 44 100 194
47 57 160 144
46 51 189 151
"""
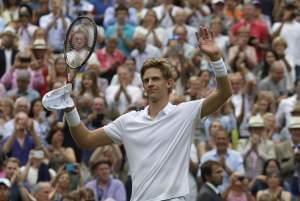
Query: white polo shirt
103 99 204 201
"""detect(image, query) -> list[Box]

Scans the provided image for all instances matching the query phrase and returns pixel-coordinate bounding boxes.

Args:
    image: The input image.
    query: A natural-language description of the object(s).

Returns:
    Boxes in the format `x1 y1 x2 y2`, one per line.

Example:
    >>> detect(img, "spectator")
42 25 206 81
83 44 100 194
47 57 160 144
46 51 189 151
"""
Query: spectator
19 149 55 191
46 122 76 172
31 182 53 201
75 71 103 98
200 128 245 193
105 65 143 115
85 160 126 201
17 4 38 52
0 97 14 138
96 36 125 83
222 173 255 201
256 172 291 201
258 61 288 99
0 27 18 79
103 0 138 27
6 69 40 103
104 4 135 57
39 0 71 54
134 9 166 48
0 178 11 201
48 56 67 89
130 28 161 72
238 115 275 179
153 0 181 28
1 111 41 166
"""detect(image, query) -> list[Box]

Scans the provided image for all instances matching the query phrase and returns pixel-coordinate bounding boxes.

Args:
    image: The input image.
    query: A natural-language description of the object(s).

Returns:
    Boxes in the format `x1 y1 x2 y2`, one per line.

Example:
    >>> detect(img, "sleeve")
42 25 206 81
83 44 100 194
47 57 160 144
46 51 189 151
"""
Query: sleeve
103 113 130 144
179 99 205 121
103 7 115 27
235 152 245 174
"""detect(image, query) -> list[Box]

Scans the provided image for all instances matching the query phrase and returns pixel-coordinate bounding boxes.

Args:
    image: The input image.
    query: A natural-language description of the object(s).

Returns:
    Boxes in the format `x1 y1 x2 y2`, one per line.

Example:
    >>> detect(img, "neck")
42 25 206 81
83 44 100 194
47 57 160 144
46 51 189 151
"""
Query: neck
217 149 227 155
148 96 169 118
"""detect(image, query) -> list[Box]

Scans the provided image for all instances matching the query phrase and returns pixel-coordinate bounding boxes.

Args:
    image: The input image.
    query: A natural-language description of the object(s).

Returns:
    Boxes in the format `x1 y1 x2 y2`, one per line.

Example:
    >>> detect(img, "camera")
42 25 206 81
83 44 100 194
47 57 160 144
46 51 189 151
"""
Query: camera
65 163 77 173
32 150 44 159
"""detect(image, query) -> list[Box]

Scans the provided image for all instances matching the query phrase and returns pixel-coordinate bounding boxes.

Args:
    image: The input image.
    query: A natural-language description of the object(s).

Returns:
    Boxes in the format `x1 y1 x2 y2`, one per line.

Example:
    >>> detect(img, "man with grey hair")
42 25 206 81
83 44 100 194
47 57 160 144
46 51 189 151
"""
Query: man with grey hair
6 69 40 103
131 28 161 72
30 182 53 201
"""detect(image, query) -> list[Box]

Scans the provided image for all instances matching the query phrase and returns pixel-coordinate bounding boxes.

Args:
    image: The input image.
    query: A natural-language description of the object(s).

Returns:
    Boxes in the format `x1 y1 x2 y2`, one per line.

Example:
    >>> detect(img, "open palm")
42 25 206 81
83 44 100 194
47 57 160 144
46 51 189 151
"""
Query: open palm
196 27 221 60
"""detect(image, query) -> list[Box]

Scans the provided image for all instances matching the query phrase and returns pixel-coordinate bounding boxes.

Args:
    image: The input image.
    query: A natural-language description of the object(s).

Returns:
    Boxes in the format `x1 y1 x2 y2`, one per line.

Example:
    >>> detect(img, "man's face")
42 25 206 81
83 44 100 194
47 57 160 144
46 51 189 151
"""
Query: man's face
271 65 284 82
35 185 52 201
17 78 29 91
210 165 223 186
143 68 171 102
290 128 300 144
15 112 28 131
116 10 128 24
95 164 110 182
0 185 10 201
4 162 18 179
214 131 228 152
230 76 242 94
133 37 146 51
118 67 130 85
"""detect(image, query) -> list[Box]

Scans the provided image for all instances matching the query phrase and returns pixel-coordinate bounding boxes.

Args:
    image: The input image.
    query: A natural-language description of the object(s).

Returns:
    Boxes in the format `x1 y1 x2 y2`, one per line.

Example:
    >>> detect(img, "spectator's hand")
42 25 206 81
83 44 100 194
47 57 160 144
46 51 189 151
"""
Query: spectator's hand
27 118 34 134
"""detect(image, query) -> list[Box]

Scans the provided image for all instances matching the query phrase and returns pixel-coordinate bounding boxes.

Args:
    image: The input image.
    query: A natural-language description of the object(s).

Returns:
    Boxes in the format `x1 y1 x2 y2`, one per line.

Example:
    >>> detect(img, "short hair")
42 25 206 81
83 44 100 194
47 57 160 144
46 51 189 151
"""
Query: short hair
141 58 173 81
115 4 129 14
90 159 112 172
201 160 221 182
272 36 287 48
32 182 51 194
5 157 20 167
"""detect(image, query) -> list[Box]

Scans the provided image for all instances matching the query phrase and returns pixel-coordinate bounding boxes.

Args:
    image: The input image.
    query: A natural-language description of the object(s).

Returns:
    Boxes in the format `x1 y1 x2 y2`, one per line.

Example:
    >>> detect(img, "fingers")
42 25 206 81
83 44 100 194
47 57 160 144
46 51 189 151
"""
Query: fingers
197 26 214 41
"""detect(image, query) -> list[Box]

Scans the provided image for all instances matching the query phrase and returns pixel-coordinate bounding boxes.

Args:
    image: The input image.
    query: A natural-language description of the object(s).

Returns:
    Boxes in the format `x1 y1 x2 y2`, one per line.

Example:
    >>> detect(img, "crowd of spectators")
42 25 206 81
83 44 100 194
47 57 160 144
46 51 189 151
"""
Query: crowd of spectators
0 0 300 201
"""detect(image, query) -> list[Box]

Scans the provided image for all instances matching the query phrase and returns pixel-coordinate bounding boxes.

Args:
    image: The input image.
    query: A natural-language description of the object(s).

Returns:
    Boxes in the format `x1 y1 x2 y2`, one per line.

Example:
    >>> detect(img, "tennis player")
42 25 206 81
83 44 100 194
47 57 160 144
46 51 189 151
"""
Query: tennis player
64 27 232 201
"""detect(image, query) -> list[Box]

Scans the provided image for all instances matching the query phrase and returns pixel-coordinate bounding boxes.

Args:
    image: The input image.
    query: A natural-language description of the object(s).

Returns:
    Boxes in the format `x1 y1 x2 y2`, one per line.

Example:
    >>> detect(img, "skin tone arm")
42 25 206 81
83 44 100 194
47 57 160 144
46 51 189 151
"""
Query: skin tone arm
196 27 232 118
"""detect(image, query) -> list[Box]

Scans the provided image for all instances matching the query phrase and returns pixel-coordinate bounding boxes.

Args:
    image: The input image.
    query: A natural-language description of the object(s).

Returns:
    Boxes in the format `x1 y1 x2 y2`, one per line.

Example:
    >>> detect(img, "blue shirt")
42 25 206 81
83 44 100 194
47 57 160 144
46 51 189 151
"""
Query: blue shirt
200 149 245 193
105 23 135 57
2 134 35 166
88 0 113 17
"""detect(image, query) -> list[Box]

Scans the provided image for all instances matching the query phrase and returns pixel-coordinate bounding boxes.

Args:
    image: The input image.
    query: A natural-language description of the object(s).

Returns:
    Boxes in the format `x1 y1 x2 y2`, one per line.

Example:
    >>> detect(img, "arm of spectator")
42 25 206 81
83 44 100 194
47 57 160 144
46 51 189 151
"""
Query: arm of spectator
2 130 17 154
60 147 76 163
19 155 32 183
245 47 258 70
28 119 41 148
0 69 14 89
19 185 31 201
103 7 115 27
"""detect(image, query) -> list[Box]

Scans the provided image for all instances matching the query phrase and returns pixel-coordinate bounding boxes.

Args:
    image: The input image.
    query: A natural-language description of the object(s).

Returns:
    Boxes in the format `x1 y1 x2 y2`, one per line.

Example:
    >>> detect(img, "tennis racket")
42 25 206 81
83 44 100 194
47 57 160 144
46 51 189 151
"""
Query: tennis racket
64 16 97 82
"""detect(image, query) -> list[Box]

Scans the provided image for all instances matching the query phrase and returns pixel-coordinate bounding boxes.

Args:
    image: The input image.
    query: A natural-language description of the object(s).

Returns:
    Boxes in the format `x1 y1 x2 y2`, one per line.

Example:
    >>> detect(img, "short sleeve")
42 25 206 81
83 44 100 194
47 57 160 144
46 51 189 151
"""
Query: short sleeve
103 114 129 144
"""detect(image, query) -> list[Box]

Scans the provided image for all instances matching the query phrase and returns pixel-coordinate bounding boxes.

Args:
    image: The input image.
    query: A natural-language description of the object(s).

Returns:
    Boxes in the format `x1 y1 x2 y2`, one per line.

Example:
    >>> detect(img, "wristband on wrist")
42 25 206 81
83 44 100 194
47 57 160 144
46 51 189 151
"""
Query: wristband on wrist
65 108 81 127
210 58 228 77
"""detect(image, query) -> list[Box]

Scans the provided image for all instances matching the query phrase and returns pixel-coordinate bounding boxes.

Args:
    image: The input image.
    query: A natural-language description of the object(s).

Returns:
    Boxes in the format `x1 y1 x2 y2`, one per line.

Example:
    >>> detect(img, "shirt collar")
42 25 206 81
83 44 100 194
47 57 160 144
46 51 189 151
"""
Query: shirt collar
143 102 175 119
206 182 220 194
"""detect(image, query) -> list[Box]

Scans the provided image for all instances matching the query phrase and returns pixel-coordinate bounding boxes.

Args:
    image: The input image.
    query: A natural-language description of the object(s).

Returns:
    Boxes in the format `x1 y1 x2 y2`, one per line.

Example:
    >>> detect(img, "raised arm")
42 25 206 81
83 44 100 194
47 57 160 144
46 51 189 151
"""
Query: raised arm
196 27 232 119
65 109 113 149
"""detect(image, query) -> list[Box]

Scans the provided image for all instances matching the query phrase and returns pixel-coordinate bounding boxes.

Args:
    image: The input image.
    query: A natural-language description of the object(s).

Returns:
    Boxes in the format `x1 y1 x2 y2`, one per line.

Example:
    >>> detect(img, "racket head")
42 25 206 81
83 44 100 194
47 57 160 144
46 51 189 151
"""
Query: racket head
64 16 97 69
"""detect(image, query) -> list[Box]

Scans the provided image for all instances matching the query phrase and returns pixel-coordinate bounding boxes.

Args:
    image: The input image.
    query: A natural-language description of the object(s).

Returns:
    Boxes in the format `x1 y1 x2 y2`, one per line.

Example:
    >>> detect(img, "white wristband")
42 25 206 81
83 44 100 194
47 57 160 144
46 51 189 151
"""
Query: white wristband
65 108 81 127
210 58 228 77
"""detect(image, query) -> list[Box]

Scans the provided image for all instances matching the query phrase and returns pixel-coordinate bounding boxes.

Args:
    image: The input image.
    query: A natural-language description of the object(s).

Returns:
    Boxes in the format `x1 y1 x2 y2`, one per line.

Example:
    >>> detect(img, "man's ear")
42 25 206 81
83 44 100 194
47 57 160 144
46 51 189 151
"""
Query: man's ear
167 79 174 89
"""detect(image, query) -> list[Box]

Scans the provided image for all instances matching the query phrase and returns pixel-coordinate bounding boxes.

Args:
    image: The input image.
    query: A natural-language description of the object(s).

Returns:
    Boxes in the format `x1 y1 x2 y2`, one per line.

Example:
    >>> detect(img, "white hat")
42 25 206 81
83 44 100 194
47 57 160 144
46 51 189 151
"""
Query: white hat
248 115 264 128
0 26 17 38
133 27 148 39
42 83 74 111
212 0 224 4
0 178 11 188
288 116 300 129
32 39 48 49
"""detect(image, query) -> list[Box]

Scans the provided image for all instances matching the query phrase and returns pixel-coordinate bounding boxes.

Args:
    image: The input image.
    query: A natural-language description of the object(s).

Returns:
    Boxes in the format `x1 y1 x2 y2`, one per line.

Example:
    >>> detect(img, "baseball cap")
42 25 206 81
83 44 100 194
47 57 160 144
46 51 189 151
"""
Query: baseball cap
0 178 11 188
248 115 264 128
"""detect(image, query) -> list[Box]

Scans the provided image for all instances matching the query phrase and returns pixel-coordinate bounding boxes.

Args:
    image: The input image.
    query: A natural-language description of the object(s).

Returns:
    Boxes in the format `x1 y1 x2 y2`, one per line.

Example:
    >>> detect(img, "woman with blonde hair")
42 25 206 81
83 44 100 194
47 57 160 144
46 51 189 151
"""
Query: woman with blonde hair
252 91 276 116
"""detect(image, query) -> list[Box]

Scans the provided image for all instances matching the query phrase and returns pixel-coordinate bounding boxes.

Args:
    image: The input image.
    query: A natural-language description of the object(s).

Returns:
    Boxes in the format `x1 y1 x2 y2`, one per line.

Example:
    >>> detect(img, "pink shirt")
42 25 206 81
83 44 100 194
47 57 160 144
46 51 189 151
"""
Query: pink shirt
226 191 248 201
96 48 125 70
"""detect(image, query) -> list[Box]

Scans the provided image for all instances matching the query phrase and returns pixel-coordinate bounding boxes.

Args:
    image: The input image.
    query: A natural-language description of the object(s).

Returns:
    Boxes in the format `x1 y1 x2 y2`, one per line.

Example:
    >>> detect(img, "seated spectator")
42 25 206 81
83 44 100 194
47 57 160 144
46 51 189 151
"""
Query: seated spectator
19 149 56 191
103 0 138 27
104 4 135 57
50 170 73 200
238 115 275 179
46 122 76 172
250 159 290 196
152 0 181 28
105 65 143 115
29 98 50 143
1 112 41 166
0 97 14 138
85 160 126 201
263 113 284 142
134 9 166 48
39 0 71 54
110 58 143 88
222 173 255 201
5 69 40 103
200 128 245 193
256 172 291 201
2 97 42 140
251 91 276 117
258 61 288 99
0 27 18 79
272 36 295 92
96 37 125 83
2 157 28 201
260 50 277 79
130 28 161 72
31 182 54 201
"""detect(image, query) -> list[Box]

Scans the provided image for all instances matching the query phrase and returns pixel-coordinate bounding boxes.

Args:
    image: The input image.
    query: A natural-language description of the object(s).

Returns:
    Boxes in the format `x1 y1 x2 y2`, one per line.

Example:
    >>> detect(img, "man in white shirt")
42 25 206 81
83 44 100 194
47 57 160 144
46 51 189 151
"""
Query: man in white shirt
55 27 232 201
39 0 71 53
105 65 143 114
